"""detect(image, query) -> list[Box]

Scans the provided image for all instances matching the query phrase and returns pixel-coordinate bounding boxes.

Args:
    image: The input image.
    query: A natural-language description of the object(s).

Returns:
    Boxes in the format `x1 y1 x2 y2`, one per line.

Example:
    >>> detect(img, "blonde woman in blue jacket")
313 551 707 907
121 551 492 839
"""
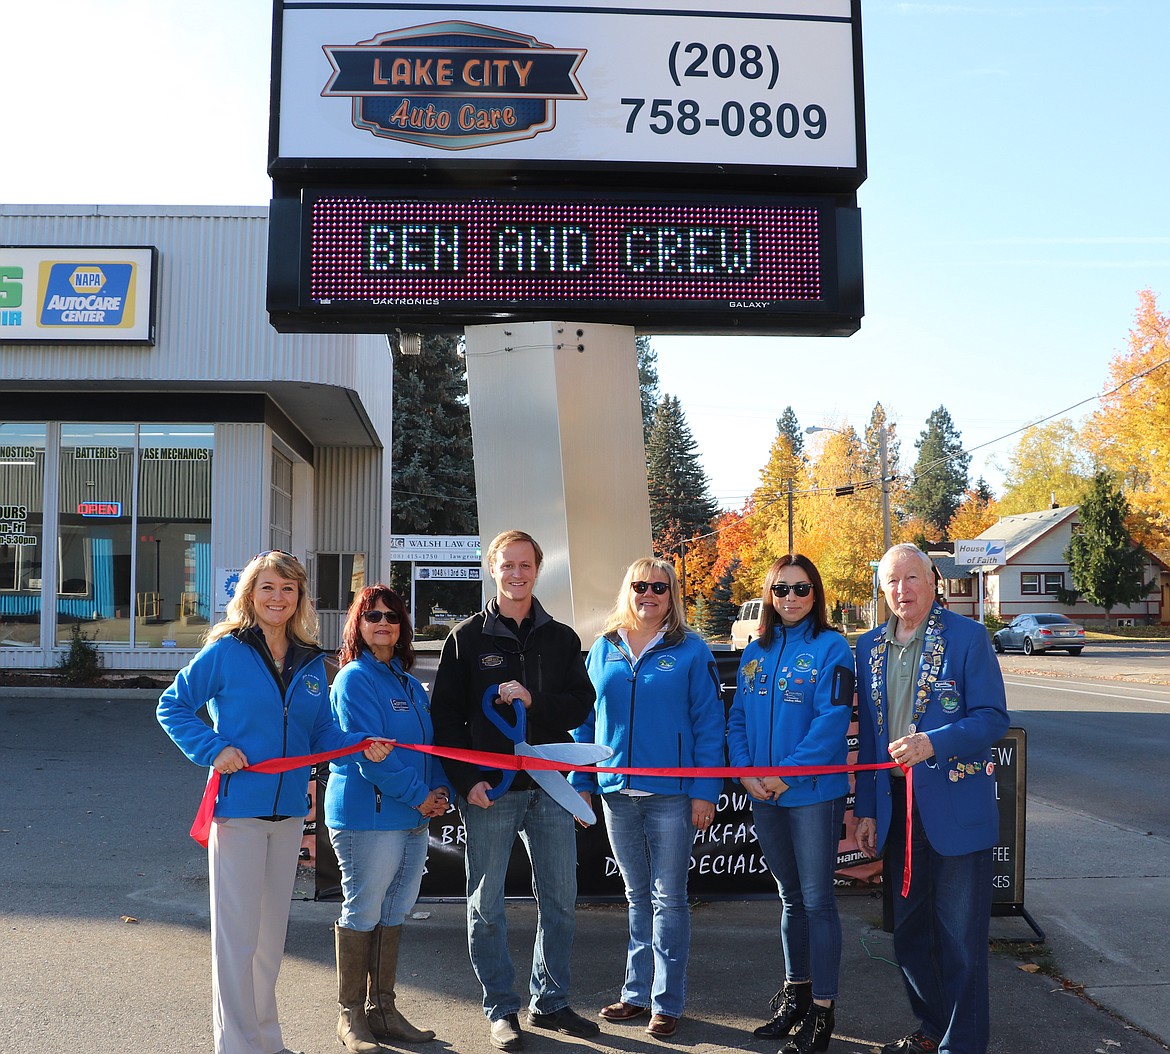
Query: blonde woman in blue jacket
727 554 855 1054
157 550 390 1054
572 557 724 1039
325 585 450 1051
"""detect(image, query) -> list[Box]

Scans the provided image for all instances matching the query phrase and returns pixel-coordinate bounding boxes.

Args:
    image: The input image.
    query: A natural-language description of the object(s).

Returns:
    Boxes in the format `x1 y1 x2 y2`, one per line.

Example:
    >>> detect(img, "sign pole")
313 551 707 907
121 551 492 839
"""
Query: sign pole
410 560 417 626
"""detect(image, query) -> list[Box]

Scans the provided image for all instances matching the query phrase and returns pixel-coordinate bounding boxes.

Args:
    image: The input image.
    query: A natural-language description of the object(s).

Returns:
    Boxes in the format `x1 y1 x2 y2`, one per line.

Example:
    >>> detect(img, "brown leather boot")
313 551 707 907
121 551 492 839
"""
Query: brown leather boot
335 925 382 1053
367 924 435 1043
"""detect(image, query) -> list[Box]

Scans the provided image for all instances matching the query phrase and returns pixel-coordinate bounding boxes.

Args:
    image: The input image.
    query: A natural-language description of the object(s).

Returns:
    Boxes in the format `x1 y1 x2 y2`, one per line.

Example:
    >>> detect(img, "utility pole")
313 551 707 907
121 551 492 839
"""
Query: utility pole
879 425 892 551
787 478 795 555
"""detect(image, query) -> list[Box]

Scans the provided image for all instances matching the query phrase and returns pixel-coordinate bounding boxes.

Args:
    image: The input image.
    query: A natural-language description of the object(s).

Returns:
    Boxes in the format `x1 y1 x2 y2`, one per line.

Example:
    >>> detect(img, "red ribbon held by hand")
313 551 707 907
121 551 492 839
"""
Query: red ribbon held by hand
189 739 379 847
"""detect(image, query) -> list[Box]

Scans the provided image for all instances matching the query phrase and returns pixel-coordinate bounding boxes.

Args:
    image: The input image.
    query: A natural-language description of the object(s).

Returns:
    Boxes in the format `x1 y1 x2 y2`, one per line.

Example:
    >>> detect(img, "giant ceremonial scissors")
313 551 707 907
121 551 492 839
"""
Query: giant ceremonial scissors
480 684 612 825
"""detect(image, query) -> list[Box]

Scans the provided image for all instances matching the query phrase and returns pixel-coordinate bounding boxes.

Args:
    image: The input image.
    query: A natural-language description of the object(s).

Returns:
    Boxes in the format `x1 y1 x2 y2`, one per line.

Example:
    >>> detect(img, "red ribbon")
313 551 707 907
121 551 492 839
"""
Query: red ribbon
189 740 912 893
189 739 380 847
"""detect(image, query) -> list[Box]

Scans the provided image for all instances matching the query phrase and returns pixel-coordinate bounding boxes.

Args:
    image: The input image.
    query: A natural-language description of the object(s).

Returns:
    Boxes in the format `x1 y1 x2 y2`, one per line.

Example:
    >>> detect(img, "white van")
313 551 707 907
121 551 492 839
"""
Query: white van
730 598 763 650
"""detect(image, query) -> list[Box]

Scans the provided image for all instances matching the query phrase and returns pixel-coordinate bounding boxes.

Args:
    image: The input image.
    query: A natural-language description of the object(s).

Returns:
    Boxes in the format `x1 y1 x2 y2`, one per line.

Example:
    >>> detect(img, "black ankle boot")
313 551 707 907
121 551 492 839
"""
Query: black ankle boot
753 981 811 1039
782 1001 834 1054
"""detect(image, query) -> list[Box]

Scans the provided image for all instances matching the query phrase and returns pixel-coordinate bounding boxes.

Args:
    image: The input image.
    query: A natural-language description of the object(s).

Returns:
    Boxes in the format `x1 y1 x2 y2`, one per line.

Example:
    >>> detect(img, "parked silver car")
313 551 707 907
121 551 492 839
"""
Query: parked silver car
993 613 1086 655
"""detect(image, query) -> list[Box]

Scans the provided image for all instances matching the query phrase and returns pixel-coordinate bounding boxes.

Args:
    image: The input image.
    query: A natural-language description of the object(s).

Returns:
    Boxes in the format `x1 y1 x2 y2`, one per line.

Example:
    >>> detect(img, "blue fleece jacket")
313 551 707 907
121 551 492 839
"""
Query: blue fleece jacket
727 618 855 808
572 628 725 804
157 632 366 819
324 650 449 831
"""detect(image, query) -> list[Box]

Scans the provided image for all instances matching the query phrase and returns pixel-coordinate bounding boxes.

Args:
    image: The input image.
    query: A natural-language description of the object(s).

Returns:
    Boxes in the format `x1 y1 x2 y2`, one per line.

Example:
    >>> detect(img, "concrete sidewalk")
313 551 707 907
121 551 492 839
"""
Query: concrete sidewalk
3 692 1167 1054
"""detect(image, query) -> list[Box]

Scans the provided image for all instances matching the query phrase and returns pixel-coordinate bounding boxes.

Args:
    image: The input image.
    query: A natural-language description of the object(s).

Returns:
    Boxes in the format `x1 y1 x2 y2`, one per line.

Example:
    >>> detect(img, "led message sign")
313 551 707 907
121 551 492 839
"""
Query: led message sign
267 190 862 335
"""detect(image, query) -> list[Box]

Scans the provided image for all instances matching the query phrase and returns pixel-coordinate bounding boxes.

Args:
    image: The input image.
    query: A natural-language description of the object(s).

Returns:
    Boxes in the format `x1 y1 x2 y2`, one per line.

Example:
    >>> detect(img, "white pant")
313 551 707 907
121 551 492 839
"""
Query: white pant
208 816 303 1054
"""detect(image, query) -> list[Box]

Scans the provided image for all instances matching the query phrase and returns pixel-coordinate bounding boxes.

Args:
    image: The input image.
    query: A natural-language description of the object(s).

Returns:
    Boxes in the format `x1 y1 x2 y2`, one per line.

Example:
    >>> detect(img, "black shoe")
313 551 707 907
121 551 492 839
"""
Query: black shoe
881 1031 939 1054
525 1006 601 1038
753 982 812 1039
782 1003 834 1054
490 1014 524 1051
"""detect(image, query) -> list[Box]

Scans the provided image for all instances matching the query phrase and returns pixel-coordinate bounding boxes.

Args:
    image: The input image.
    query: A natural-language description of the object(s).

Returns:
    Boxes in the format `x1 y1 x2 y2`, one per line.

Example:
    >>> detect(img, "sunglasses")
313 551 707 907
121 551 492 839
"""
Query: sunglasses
771 581 813 598
631 580 670 595
361 610 401 624
253 549 300 564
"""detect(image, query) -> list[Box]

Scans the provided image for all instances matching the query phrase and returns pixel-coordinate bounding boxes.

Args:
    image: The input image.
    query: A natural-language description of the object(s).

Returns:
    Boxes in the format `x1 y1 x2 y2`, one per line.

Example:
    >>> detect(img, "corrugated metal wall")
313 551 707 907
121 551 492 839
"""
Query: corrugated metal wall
0 205 382 393
314 444 392 650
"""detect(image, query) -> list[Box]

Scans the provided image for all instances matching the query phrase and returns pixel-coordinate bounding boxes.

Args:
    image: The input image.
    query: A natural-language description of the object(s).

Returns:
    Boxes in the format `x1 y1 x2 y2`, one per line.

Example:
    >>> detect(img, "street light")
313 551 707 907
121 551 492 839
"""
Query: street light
805 424 892 551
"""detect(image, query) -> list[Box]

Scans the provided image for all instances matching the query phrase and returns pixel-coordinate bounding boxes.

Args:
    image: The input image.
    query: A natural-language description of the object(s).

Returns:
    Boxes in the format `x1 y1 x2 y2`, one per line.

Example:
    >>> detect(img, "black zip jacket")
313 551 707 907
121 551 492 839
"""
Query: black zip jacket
430 596 595 798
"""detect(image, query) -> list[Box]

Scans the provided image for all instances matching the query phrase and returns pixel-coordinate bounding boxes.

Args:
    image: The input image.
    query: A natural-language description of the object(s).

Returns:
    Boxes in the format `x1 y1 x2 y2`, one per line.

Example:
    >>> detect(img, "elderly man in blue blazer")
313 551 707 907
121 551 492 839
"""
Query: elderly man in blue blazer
854 543 1009 1054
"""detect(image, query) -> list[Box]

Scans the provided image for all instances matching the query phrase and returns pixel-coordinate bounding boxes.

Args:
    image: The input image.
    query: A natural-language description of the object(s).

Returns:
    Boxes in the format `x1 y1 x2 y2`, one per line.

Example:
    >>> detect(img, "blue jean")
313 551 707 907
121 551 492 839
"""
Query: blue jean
886 788 993 1054
460 787 578 1020
751 797 846 1002
601 792 694 1018
330 824 431 931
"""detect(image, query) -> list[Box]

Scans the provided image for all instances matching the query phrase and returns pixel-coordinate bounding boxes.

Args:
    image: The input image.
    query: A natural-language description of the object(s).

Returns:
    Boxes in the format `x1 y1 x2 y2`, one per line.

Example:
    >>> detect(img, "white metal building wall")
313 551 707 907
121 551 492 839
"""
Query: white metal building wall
0 205 385 392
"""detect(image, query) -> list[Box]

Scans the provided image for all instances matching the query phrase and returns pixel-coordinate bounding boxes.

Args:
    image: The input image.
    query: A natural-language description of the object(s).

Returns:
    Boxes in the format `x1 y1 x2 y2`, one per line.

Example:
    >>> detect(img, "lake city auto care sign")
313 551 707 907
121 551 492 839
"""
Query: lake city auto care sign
0 247 157 344
275 1 860 169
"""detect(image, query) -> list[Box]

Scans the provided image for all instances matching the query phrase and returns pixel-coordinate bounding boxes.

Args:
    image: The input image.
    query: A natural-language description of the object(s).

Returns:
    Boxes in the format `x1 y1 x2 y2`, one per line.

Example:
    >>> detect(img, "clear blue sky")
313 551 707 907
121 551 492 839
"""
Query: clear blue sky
6 1 1167 508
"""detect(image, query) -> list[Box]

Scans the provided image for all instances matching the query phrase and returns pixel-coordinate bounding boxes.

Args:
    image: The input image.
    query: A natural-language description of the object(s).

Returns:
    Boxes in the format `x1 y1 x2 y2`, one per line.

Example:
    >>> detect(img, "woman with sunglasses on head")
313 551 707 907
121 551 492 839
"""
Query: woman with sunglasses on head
727 554 856 1054
571 558 724 1040
325 585 450 1051
157 551 391 1054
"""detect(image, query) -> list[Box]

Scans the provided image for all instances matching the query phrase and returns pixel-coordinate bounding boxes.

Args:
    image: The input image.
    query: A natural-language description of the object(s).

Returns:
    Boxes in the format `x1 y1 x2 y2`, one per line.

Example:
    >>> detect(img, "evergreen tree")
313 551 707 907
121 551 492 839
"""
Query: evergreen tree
646 394 718 560
1065 472 1155 620
637 335 660 446
389 335 479 622
698 560 740 640
776 406 804 459
907 406 971 536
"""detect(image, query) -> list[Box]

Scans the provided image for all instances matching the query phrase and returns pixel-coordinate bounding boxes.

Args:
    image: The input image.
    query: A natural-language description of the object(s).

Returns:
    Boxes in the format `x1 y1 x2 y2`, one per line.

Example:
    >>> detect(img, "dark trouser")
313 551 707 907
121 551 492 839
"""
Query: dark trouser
884 781 993 1054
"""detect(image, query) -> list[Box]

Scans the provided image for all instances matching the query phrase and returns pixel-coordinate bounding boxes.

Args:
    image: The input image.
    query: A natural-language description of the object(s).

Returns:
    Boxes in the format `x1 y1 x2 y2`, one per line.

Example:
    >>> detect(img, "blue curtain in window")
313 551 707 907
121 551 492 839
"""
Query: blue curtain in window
91 536 115 619
0 594 39 616
195 542 211 620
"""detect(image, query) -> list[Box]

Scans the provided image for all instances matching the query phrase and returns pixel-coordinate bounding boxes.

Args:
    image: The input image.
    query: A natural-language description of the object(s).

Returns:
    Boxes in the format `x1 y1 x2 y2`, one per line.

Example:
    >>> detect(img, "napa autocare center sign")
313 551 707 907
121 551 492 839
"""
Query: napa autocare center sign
0 247 157 344
274 0 861 173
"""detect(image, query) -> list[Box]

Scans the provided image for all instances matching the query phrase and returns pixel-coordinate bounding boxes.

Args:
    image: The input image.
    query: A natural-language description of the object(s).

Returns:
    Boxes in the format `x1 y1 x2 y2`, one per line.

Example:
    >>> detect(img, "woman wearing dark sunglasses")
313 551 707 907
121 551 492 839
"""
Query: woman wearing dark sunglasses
727 554 856 1054
571 558 724 1039
324 585 450 1051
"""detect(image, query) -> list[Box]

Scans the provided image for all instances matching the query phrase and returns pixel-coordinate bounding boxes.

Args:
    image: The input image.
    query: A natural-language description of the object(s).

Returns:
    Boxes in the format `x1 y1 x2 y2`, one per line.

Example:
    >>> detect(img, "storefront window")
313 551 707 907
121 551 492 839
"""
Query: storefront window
134 425 214 649
0 423 46 648
57 424 135 644
54 423 214 649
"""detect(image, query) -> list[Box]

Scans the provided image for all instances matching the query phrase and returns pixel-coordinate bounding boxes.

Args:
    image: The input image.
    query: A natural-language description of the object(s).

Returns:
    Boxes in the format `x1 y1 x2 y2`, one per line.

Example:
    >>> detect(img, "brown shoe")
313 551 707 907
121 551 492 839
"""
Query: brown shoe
599 1001 649 1022
646 1014 678 1038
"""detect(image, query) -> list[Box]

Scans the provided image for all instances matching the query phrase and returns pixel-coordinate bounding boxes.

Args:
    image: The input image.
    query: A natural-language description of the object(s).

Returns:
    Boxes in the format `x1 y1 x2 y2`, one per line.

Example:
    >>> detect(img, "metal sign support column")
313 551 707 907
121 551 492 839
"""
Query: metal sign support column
463 322 653 641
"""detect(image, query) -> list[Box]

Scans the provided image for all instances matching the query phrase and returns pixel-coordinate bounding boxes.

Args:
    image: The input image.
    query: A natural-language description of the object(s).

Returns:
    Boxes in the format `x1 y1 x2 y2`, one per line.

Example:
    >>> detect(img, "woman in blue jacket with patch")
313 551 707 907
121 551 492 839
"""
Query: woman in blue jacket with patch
572 558 724 1039
157 550 389 1054
727 554 855 1054
325 585 449 1051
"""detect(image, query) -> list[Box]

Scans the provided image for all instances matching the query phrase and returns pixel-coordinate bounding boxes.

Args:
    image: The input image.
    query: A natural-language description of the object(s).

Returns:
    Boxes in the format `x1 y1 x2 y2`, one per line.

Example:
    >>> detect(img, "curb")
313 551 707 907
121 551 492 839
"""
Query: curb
0 686 162 701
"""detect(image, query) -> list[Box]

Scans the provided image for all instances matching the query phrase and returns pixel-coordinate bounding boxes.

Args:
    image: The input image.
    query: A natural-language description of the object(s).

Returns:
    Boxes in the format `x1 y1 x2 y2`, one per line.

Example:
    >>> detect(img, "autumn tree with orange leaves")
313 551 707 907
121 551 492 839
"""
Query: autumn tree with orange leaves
1084 290 1170 551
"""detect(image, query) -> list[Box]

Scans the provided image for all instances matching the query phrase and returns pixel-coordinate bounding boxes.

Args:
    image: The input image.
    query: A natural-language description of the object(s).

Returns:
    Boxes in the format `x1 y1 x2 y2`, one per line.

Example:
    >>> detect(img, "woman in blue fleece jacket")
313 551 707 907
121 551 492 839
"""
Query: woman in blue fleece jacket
727 554 855 1054
157 550 388 1054
572 557 724 1038
325 585 449 1050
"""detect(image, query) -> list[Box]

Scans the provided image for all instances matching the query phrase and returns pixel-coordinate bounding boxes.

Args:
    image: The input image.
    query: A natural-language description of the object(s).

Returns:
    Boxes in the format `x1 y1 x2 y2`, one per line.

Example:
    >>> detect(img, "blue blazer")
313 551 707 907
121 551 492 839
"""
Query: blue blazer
854 606 1009 856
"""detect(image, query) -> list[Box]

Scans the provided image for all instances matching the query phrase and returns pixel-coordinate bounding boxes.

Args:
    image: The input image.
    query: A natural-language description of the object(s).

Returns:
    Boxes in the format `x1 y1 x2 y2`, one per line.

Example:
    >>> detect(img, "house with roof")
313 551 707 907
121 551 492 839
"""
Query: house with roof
952 506 1166 626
